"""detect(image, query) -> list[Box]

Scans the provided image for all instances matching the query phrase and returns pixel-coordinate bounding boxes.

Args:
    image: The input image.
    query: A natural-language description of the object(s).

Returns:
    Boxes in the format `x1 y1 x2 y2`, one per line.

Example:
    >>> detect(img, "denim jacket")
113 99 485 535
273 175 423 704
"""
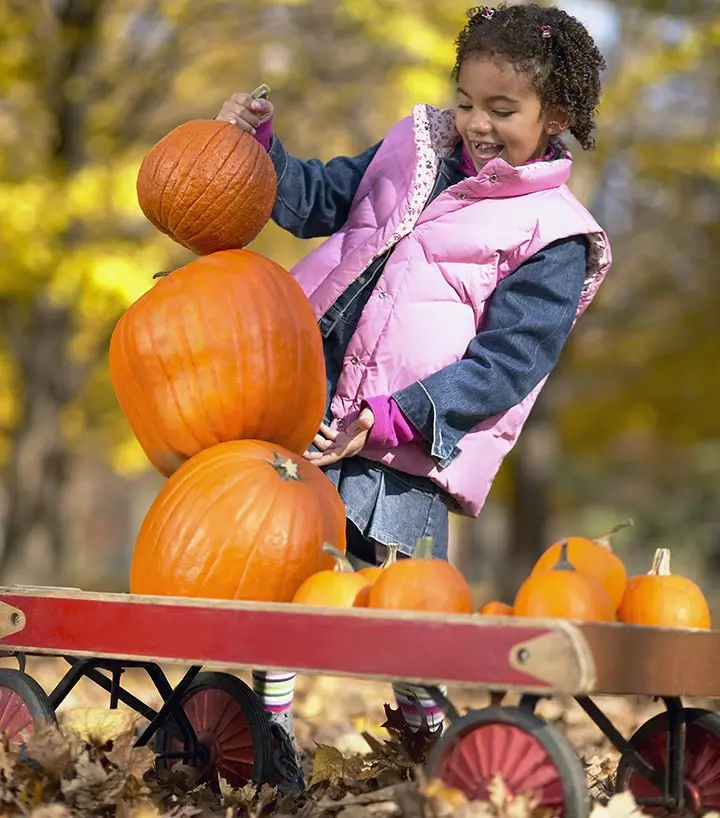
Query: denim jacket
266 135 587 557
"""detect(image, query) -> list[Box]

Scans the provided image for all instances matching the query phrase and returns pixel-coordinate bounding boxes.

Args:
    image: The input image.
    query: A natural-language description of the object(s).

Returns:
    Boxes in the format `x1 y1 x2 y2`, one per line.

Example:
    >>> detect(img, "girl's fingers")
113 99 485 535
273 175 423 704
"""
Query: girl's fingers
318 423 338 440
313 434 333 450
220 109 260 133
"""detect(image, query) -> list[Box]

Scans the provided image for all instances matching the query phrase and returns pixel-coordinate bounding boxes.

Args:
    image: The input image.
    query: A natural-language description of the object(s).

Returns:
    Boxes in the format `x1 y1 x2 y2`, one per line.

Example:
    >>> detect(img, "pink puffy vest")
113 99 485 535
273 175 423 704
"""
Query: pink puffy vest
291 105 612 516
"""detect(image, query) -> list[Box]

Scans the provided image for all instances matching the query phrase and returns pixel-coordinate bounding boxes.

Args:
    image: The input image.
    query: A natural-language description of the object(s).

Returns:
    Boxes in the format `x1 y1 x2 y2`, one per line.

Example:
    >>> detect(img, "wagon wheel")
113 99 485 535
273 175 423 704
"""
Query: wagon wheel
155 672 273 788
615 708 720 815
426 705 590 818
0 668 57 743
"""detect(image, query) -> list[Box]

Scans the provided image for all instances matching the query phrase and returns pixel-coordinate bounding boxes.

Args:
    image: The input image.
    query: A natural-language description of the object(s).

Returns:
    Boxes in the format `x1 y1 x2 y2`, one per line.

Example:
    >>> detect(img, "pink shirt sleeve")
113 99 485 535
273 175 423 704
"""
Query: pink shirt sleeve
361 396 424 448
254 117 274 151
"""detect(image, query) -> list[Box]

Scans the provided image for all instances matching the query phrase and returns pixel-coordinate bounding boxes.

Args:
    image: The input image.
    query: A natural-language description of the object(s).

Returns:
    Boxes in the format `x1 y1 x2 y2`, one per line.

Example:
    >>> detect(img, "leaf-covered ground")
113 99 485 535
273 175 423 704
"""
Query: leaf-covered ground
0 656 708 818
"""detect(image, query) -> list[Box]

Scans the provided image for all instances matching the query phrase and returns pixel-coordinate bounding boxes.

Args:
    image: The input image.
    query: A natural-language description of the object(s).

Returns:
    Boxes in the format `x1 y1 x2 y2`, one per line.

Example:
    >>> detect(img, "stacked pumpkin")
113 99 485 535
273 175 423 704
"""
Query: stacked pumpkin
112 89 348 603
479 522 712 630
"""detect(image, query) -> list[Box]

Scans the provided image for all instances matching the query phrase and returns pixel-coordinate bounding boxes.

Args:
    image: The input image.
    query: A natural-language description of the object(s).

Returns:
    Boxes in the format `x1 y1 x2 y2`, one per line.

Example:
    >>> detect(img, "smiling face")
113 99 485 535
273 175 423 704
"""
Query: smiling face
455 55 568 171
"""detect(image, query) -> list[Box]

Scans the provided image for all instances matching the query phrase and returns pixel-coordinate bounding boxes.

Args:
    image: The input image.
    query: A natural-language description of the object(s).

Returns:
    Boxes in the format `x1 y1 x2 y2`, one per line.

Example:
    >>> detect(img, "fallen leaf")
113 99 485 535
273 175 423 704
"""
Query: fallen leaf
589 792 641 818
60 708 138 747
309 744 346 788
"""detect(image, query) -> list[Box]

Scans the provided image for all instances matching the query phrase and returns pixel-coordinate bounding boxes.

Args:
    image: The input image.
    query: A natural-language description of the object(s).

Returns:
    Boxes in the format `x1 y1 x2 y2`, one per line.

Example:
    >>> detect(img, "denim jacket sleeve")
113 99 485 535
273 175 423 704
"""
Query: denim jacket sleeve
392 235 588 468
267 134 383 239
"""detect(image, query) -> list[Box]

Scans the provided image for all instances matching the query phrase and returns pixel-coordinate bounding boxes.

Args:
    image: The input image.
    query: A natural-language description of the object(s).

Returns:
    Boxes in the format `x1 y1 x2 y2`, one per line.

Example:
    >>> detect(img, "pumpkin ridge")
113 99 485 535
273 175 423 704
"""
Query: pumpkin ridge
249 260 304 443
146 454 234 573
164 455 266 593
171 131 245 241
163 123 229 236
177 282 223 447
276 482 317 601
180 142 261 249
195 145 274 252
153 123 212 228
218 268 246 440
110 317 168 470
144 293 211 456
230 474 289 600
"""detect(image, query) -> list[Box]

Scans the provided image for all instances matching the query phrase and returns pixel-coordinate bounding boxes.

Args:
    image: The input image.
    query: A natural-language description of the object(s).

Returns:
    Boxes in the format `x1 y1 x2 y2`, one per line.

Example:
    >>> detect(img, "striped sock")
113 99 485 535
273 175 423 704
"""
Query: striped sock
392 682 446 732
251 670 296 714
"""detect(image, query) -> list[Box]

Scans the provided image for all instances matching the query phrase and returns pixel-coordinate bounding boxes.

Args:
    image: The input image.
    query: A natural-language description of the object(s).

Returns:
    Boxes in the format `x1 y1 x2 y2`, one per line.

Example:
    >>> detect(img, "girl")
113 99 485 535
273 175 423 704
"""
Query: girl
216 1 610 779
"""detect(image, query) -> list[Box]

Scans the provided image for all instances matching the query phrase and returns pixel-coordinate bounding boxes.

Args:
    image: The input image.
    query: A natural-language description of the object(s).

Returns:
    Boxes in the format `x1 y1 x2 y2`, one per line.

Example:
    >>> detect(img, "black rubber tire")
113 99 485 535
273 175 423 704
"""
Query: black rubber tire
0 667 57 741
427 705 590 818
154 671 273 787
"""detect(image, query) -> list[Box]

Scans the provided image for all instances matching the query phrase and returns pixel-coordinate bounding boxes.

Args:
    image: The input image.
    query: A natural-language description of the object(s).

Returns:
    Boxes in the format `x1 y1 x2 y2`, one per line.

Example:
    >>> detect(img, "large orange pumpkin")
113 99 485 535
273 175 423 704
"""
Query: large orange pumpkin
136 114 276 256
109 249 325 477
367 537 473 614
129 440 347 602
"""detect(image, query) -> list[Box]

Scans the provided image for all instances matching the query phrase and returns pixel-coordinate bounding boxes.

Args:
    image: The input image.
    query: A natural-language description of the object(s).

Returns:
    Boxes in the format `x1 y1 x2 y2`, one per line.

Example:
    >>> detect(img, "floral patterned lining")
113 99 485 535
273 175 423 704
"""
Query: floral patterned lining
368 104 610 313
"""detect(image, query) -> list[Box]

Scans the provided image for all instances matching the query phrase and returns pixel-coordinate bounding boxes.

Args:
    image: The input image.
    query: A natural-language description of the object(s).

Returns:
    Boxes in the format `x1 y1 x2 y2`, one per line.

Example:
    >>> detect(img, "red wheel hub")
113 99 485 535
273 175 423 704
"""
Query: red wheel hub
622 722 720 815
434 723 567 813
0 687 37 743
165 685 256 787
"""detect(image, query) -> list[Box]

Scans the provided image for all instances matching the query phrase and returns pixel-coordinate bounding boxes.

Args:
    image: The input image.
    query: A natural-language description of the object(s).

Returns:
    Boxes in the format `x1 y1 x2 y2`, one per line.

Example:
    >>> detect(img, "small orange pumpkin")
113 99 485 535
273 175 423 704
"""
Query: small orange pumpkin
293 545 371 607
530 521 631 610
136 87 277 256
514 541 615 622
109 249 325 477
129 440 346 603
478 601 513 616
618 548 711 630
367 537 473 614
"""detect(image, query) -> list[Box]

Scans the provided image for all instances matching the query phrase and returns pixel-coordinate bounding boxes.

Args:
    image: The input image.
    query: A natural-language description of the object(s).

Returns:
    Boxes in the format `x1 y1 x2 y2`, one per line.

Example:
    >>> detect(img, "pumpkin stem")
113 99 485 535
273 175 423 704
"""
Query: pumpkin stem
553 540 576 572
269 453 300 481
380 543 399 569
594 518 634 551
322 543 356 574
251 83 271 100
412 536 435 560
648 547 671 577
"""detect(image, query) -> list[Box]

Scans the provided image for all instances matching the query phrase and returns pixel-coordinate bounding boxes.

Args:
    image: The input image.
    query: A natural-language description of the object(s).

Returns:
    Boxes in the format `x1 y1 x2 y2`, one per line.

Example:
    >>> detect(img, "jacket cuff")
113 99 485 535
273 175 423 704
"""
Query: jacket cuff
393 383 462 468
254 116 273 151
267 130 288 184
362 396 423 448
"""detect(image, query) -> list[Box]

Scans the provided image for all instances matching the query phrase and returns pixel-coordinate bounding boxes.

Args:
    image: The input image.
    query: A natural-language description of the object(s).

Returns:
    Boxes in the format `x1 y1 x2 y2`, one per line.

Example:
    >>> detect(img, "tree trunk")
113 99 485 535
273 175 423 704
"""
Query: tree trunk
0 301 75 580
1 400 69 579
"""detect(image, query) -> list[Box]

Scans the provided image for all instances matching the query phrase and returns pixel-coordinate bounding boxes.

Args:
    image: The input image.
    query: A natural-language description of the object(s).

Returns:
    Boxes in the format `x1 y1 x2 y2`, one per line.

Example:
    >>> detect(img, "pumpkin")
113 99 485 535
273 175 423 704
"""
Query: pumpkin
129 440 347 602
478 601 513 616
618 548 711 630
109 249 325 477
292 545 371 607
530 520 631 610
136 87 276 256
357 543 399 582
367 537 473 614
514 541 615 622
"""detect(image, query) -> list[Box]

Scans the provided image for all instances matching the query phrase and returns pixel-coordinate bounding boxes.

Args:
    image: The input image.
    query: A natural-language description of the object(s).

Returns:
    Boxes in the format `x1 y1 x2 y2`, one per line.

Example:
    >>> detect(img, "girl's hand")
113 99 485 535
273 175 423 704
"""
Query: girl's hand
303 408 375 467
215 91 274 135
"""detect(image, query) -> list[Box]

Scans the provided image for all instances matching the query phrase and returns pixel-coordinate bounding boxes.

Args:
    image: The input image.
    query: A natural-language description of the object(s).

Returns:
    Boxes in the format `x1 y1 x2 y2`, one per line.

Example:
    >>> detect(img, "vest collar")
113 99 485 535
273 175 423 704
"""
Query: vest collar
414 104 573 199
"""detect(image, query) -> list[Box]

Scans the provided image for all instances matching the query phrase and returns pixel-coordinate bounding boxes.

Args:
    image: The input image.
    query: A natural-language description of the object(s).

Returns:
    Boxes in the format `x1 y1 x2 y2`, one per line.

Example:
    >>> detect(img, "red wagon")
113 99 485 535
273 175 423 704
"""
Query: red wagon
0 585 719 817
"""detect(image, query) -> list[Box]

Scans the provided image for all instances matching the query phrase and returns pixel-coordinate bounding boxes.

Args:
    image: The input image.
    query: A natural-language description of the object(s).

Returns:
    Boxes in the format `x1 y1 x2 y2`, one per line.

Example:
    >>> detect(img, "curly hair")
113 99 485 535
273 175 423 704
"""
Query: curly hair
452 4 607 150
